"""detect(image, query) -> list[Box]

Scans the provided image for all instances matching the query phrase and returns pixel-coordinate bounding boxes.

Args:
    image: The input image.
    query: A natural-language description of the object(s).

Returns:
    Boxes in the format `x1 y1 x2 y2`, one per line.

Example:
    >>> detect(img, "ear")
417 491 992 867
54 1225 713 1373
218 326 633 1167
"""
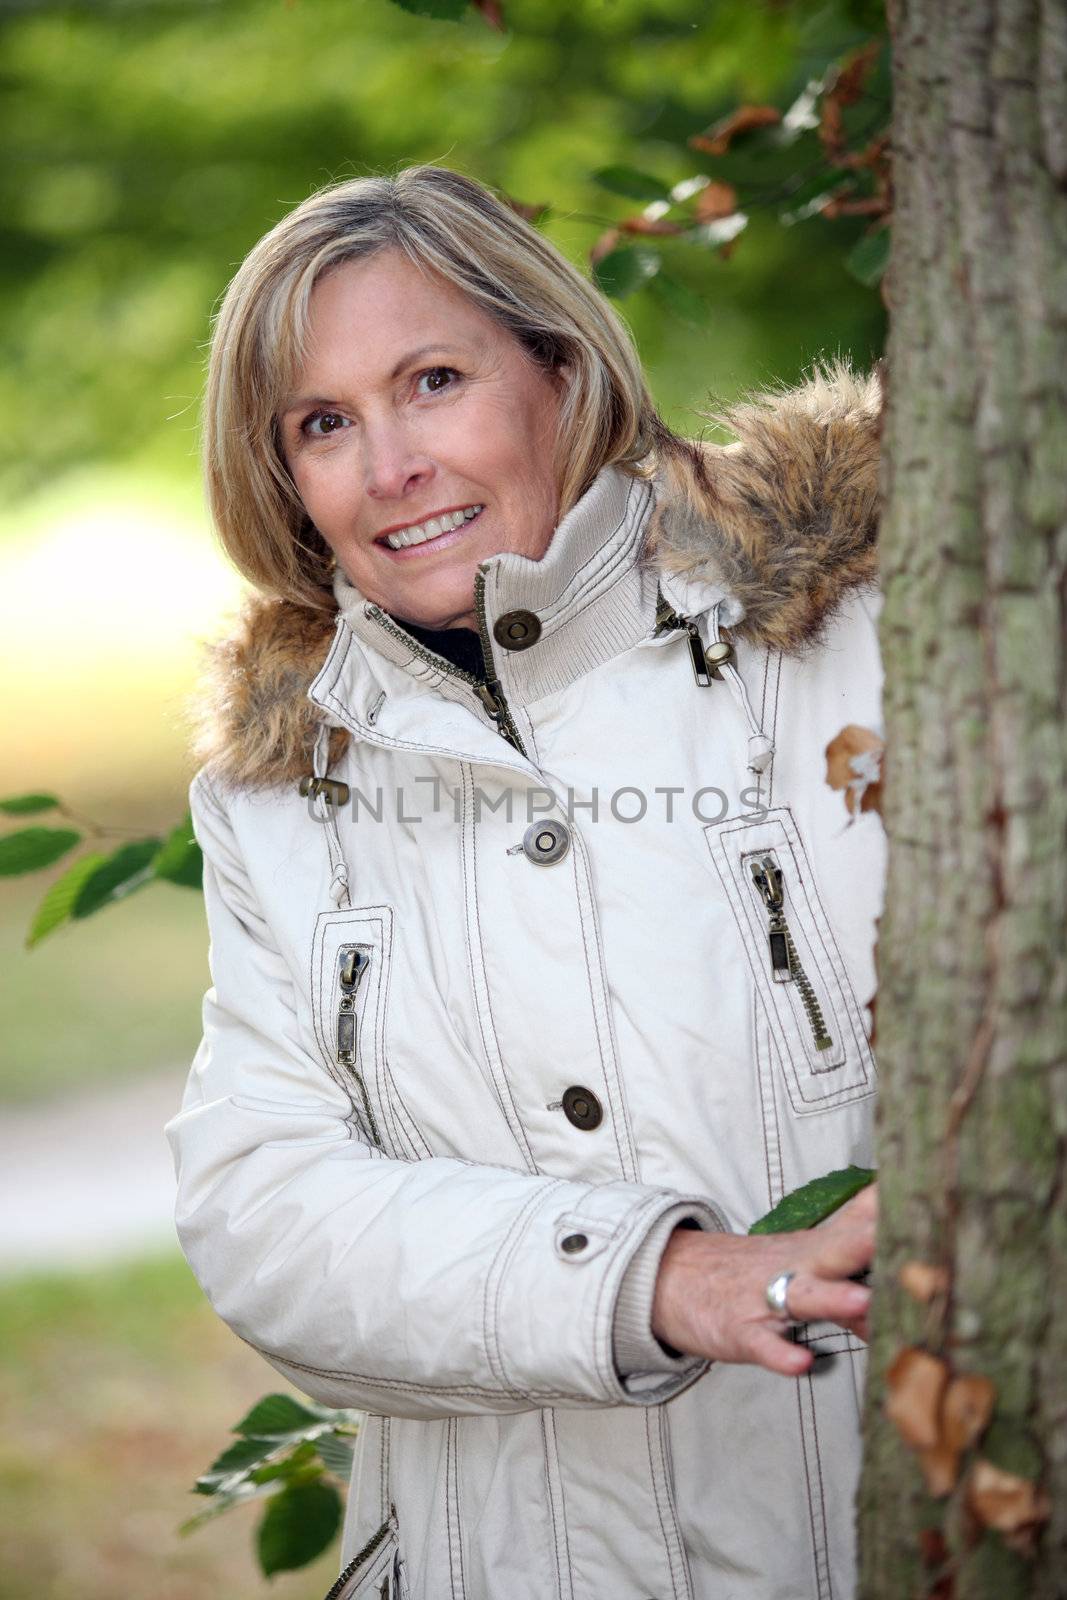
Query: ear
553 360 573 393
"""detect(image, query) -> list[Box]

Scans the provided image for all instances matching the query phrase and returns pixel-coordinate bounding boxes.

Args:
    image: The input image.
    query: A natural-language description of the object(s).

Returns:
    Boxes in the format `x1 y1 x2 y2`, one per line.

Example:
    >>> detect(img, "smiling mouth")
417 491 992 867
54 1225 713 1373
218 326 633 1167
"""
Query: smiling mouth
376 504 485 552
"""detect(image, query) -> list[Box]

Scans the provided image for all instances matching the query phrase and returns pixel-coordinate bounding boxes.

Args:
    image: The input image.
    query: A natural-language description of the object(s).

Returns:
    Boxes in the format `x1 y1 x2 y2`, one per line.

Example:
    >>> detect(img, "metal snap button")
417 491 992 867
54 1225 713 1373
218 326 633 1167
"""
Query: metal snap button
521 819 570 865
562 1085 603 1130
493 610 542 651
560 1232 589 1254
704 639 735 677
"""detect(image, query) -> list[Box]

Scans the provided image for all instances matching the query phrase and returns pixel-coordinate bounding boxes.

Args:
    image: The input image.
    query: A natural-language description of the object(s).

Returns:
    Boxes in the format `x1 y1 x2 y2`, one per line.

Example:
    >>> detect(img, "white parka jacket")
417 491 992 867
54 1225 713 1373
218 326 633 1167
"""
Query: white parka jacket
167 367 886 1600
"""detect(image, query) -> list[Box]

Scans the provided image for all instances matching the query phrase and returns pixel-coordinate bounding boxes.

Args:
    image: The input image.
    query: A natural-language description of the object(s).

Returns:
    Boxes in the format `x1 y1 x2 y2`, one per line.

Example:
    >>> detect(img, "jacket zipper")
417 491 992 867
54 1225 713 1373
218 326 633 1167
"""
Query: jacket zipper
322 1517 392 1600
336 946 382 1146
366 569 529 759
748 854 834 1053
654 592 711 687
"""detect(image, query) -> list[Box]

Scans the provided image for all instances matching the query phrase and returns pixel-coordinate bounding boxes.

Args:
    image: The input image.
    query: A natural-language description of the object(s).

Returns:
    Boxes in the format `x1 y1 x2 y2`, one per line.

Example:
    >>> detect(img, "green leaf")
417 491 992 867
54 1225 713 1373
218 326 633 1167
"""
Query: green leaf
749 1166 875 1235
0 793 60 816
591 165 671 203
25 851 108 947
196 1436 279 1496
648 273 706 327
316 1430 357 1481
235 1393 327 1438
592 246 661 300
153 812 203 889
0 827 81 877
689 212 749 249
72 838 162 919
389 0 469 18
256 1480 342 1576
846 228 890 287
180 1479 269 1534
250 1442 321 1487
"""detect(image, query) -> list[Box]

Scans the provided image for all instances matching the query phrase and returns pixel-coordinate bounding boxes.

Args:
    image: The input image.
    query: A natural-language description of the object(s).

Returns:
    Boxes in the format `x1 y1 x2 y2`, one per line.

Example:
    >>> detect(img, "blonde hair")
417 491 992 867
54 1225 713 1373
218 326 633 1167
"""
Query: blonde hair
202 164 671 610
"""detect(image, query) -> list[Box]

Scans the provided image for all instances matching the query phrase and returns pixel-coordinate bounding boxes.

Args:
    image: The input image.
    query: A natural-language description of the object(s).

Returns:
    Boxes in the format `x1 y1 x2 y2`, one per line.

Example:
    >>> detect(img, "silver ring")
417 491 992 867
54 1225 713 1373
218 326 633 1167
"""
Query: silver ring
765 1270 797 1320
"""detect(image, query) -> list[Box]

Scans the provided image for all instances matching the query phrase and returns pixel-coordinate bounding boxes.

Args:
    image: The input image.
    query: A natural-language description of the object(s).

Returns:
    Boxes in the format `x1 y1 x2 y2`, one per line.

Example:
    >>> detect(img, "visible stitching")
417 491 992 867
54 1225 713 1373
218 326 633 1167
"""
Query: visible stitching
767 651 783 807
754 1006 785 1209
808 1375 834 1600
569 834 634 1182
795 1378 824 1600
445 1419 459 1600
486 1179 569 1392
780 804 875 1075
380 1417 390 1525
452 1418 468 1600
461 767 538 1171
538 477 649 625
539 1413 567 1600
588 1191 663 1396
706 815 875 1110
259 1340 585 1404
658 1407 696 1600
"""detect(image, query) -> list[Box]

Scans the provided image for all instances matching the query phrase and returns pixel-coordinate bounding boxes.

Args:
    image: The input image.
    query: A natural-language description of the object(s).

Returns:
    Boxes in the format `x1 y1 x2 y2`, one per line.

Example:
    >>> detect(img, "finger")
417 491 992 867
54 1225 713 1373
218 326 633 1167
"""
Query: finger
808 1215 876 1279
785 1275 870 1326
745 1324 814 1378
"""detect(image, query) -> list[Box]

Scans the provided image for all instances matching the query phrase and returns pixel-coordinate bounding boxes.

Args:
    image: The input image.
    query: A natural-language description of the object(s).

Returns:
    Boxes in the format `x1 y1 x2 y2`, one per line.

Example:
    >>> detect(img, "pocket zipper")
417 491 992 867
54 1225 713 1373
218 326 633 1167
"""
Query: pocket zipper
322 1518 391 1600
748 854 834 1053
336 946 382 1147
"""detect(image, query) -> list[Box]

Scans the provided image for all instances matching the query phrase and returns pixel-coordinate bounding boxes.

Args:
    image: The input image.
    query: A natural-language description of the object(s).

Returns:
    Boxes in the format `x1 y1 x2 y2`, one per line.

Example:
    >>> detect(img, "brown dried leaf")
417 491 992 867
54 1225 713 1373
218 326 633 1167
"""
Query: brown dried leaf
886 1347 949 1451
942 1375 996 1453
918 1527 949 1568
825 724 885 816
619 216 684 236
918 1442 961 1498
590 228 621 266
899 1262 951 1304
471 0 505 28
831 40 881 107
966 1459 1050 1555
693 180 738 223
689 104 781 156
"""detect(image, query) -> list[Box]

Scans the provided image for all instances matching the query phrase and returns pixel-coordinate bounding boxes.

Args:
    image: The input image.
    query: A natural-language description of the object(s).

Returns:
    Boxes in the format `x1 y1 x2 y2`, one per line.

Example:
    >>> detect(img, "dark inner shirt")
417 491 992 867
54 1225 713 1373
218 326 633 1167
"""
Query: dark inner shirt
393 616 486 681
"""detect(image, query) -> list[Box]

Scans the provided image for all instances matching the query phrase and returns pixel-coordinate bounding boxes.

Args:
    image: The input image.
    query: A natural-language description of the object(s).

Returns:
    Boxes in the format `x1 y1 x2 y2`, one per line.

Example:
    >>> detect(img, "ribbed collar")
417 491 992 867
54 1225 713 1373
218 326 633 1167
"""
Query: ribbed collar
329 464 662 712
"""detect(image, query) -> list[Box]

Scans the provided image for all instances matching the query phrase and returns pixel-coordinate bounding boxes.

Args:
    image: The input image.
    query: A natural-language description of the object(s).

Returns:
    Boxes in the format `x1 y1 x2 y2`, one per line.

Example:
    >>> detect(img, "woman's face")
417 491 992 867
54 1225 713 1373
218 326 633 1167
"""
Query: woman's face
277 249 567 631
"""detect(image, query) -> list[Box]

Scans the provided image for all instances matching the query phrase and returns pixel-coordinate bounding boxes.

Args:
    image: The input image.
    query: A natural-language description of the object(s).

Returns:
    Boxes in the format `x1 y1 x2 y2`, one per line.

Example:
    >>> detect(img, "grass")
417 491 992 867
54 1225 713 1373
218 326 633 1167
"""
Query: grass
0 1252 344 1600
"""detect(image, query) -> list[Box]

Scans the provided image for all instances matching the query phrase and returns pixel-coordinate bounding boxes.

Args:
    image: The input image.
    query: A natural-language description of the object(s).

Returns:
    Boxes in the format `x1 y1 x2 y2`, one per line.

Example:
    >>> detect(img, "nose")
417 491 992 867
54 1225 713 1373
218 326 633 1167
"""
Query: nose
361 410 434 503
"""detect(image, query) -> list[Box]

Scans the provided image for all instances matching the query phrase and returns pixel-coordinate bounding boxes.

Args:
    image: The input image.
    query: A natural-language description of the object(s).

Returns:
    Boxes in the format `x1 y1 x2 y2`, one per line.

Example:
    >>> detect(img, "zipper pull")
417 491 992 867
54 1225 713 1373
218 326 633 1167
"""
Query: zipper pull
336 947 370 1067
749 857 792 982
655 594 711 687
748 856 834 1050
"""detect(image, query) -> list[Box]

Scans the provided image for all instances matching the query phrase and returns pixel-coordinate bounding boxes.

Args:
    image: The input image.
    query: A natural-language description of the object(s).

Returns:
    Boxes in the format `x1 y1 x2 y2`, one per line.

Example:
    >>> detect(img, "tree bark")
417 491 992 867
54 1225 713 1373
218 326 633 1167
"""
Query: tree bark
858 1 1067 1595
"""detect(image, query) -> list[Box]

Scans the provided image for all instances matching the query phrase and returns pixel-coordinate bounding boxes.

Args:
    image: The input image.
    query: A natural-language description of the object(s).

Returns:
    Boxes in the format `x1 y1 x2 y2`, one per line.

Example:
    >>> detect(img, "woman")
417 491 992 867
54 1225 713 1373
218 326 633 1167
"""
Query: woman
167 164 884 1600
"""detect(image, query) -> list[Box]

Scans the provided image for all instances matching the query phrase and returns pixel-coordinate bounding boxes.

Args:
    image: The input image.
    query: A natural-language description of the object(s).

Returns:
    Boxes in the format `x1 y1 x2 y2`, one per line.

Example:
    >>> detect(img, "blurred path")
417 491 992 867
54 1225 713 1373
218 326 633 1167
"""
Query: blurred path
1 1071 183 1274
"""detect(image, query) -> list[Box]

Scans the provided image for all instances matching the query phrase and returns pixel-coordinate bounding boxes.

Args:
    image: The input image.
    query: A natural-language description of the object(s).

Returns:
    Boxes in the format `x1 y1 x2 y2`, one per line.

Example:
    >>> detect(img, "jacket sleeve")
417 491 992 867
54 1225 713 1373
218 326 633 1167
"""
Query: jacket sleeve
166 771 725 1421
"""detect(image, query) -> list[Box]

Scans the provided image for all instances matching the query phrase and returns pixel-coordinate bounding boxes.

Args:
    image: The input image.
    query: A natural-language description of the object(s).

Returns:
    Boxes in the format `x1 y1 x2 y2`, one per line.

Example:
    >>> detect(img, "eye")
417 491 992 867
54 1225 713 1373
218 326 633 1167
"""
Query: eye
301 410 349 439
415 366 459 396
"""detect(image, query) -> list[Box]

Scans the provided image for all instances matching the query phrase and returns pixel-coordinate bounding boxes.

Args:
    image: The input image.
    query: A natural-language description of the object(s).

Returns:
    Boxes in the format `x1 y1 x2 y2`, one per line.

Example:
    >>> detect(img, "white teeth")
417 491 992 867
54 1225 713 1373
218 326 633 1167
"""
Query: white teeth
383 505 484 549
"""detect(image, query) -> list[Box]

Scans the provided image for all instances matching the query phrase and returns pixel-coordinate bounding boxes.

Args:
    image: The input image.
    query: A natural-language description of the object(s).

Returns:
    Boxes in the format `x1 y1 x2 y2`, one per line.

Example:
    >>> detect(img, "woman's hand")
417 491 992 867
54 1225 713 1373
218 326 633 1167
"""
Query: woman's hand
651 1183 877 1377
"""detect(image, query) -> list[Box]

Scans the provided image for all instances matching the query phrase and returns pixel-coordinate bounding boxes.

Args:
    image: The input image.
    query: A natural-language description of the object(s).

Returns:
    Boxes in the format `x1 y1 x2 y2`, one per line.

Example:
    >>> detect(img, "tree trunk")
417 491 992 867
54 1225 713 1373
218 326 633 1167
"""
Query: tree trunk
858 1 1067 1595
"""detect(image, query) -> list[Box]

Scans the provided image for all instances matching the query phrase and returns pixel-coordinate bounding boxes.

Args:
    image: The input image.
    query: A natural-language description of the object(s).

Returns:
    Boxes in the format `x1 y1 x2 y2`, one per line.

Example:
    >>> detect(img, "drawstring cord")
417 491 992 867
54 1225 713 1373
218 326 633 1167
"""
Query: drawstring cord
706 605 776 777
311 724 353 908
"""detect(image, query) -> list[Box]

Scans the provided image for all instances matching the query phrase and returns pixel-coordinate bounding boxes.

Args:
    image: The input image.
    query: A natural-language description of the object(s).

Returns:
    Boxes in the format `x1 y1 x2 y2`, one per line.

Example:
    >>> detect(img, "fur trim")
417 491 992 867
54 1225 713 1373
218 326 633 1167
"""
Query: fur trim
647 360 882 654
190 596 349 790
193 362 882 789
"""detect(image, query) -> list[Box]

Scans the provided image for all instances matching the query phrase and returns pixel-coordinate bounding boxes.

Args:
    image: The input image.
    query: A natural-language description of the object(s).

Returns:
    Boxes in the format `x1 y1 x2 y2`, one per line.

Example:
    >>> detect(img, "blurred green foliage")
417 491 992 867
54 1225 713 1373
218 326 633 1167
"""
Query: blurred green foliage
2 0 886 507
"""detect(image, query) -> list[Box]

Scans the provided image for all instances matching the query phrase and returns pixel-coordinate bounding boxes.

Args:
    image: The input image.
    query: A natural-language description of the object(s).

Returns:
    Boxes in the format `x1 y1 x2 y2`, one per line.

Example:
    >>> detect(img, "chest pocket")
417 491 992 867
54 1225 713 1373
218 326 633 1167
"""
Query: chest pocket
310 904 421 1157
704 807 876 1114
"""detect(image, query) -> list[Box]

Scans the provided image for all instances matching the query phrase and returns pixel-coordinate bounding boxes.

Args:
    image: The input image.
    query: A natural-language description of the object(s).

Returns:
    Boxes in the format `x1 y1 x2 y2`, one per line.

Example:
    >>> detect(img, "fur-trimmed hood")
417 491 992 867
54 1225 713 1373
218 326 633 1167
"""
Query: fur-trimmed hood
194 363 882 789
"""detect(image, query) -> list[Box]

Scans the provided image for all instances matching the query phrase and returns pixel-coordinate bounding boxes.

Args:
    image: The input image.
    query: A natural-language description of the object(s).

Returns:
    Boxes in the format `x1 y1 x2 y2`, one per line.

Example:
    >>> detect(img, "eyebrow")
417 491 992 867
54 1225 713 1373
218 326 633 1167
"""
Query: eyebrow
280 344 466 416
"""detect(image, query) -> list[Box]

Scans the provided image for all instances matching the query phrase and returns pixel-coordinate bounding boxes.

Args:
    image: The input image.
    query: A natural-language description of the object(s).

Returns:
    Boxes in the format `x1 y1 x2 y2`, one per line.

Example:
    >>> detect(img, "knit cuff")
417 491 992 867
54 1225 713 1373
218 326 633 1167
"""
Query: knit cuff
612 1208 706 1378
